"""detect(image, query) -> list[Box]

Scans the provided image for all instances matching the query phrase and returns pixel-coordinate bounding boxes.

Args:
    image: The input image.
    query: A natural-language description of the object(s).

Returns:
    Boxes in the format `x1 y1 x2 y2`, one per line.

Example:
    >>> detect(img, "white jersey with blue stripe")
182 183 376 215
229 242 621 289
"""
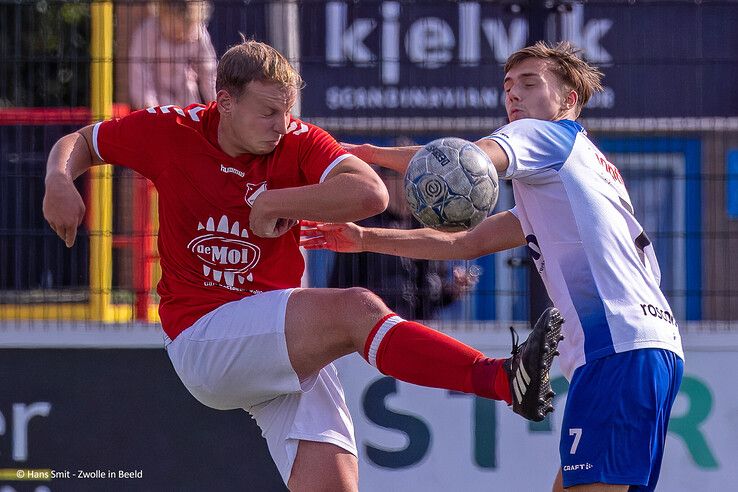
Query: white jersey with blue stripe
486 118 684 380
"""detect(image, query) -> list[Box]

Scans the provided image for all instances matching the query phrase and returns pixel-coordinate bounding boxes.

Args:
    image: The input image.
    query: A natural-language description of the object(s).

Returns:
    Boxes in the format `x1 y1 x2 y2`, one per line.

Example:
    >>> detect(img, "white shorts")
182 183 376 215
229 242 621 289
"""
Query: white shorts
165 288 357 484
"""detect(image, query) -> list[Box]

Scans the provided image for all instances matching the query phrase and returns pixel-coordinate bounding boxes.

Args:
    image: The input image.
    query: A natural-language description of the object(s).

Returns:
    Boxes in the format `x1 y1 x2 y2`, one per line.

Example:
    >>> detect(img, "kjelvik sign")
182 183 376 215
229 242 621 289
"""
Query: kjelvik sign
299 1 738 118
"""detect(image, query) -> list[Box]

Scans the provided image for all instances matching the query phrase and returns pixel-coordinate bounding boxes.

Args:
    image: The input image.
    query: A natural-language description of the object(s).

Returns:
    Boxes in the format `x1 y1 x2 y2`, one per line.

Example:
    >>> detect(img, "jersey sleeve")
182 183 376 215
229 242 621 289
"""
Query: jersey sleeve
295 122 351 185
484 119 580 184
92 107 180 181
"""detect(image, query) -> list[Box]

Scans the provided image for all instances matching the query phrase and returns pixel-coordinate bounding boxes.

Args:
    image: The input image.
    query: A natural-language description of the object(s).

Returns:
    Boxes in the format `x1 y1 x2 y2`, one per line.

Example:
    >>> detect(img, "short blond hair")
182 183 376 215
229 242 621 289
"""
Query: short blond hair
216 37 304 100
505 41 604 116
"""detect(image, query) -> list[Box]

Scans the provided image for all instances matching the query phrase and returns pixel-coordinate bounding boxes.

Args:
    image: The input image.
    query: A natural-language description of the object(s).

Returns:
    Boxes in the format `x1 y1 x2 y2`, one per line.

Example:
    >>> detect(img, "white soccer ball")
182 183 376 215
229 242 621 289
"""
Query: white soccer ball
404 137 499 231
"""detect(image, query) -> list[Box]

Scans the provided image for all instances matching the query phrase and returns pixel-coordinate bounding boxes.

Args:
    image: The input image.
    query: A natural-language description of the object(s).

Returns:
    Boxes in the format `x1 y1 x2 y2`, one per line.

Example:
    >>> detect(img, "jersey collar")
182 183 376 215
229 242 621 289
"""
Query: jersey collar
558 119 586 135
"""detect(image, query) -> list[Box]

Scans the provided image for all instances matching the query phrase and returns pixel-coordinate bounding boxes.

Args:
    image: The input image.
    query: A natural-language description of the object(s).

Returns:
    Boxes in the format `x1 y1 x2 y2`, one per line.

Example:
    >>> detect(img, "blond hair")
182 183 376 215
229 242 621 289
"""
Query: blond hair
505 41 604 116
216 37 304 100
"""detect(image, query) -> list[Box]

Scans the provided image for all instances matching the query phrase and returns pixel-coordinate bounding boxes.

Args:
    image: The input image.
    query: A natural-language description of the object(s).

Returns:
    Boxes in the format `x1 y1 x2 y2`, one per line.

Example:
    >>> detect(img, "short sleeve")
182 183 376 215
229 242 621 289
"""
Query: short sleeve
295 122 351 185
484 119 582 184
93 107 178 181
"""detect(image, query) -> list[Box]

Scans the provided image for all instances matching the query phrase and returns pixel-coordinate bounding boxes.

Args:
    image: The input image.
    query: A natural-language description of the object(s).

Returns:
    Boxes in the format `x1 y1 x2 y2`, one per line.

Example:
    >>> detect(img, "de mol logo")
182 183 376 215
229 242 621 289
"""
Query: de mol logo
187 215 261 290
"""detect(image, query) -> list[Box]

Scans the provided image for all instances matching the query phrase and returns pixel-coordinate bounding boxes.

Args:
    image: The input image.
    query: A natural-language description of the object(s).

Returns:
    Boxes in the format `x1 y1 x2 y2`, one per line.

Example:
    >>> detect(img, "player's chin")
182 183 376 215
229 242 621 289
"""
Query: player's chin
261 140 280 153
247 139 279 154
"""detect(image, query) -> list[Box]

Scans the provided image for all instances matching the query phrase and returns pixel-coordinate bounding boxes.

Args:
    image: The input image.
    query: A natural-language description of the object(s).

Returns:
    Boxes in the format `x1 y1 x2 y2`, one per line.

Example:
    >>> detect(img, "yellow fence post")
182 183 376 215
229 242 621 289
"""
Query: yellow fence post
89 0 114 321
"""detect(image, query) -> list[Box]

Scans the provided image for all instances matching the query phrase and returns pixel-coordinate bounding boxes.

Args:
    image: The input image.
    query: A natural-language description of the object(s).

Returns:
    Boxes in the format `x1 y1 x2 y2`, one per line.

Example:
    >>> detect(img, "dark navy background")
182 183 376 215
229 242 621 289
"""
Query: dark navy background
298 1 738 118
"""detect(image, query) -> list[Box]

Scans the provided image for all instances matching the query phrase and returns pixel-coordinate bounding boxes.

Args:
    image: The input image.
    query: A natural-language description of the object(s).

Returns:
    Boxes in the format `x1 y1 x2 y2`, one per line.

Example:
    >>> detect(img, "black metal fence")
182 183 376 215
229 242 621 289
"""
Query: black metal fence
1 0 737 325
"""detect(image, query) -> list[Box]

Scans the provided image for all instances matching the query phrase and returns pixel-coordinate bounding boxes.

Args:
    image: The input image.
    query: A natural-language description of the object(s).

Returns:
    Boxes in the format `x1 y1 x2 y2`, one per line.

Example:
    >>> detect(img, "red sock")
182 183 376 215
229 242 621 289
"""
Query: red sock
363 314 512 403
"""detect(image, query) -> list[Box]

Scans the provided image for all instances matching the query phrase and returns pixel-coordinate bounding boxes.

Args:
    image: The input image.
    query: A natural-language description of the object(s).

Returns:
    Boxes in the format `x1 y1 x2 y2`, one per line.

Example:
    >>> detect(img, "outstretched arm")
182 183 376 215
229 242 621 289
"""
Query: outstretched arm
43 125 104 247
344 137 511 176
474 138 510 175
301 210 526 260
342 143 421 174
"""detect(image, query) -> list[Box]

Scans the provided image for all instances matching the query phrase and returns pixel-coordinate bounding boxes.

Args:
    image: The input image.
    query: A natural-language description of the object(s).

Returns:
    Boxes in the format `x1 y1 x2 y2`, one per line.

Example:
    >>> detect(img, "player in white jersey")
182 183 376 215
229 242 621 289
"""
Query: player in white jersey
302 42 684 491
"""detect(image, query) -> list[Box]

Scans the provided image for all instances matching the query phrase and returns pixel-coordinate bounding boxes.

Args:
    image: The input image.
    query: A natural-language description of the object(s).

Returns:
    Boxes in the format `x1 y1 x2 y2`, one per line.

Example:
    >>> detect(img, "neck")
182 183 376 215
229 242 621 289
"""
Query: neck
217 122 243 158
555 108 578 121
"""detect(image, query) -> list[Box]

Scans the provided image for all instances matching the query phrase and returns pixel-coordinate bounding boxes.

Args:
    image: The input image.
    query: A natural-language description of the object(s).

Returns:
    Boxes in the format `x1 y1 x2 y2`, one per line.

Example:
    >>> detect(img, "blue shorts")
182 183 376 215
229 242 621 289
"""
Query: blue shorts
559 348 683 491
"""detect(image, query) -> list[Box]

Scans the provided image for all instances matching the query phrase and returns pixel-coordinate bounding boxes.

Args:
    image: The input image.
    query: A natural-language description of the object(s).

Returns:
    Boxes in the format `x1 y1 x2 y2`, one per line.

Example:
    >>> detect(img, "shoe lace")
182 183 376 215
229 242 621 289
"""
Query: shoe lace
508 326 520 356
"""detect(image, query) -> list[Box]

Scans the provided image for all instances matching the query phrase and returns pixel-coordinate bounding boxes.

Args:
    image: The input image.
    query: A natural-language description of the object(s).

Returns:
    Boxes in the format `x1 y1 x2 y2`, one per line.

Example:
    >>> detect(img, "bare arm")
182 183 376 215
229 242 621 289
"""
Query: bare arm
473 138 510 175
343 143 421 174
345 137 511 176
302 210 526 260
249 156 389 237
128 21 159 108
361 210 525 259
196 25 217 102
43 125 104 247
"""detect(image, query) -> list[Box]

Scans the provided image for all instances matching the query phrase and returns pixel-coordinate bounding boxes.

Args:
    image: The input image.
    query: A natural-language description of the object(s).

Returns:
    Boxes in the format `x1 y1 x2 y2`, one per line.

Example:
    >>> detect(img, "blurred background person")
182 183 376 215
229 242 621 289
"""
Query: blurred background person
329 162 477 320
128 0 216 109
121 1 216 311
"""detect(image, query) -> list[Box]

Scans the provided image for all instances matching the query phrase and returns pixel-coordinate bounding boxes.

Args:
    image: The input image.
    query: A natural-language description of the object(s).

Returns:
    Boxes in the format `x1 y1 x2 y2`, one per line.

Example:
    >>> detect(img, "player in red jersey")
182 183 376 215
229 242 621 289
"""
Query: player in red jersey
43 39 562 490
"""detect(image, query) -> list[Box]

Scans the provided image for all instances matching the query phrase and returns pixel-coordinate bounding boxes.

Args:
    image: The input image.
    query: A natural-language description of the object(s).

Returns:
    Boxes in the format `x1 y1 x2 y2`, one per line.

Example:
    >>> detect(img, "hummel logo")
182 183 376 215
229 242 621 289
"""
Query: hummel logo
220 164 245 177
513 364 531 404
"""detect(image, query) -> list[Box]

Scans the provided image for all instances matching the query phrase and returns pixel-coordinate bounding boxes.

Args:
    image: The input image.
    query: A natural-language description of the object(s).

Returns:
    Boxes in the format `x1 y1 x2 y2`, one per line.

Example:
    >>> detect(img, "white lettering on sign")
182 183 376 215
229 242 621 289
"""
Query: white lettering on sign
325 1 613 84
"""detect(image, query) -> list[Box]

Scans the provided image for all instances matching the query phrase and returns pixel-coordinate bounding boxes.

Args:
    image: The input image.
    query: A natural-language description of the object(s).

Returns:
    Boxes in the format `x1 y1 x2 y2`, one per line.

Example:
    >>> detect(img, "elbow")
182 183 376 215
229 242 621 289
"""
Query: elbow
361 177 390 216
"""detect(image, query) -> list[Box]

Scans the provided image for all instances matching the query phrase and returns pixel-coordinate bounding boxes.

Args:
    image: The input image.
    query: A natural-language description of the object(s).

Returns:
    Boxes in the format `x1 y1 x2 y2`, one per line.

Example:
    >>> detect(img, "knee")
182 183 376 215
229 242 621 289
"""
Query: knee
341 287 384 310
323 288 392 349
336 287 388 319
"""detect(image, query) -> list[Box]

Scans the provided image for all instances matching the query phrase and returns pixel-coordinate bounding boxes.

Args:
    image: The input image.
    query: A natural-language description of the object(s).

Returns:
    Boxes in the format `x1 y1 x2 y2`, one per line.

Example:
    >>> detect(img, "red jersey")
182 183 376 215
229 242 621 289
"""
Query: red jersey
93 103 348 339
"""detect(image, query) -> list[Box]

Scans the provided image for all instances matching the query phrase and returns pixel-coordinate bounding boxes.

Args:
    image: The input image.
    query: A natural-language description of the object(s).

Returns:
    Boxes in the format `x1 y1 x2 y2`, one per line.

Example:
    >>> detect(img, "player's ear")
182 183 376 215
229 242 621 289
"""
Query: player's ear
217 90 233 115
564 89 578 111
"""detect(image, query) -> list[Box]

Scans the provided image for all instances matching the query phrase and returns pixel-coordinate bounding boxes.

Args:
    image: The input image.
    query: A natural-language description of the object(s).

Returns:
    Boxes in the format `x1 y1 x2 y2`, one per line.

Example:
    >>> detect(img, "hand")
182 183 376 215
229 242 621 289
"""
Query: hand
452 265 481 293
300 221 364 252
43 174 86 248
251 216 298 239
341 142 376 163
249 190 297 238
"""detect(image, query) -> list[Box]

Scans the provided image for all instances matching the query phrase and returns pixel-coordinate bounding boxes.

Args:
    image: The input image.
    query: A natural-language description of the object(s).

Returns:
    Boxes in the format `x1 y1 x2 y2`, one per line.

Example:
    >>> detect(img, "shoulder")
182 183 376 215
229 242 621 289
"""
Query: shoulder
284 117 312 138
491 118 584 155
493 118 583 141
287 117 325 138
102 104 209 139
142 103 209 127
282 117 339 147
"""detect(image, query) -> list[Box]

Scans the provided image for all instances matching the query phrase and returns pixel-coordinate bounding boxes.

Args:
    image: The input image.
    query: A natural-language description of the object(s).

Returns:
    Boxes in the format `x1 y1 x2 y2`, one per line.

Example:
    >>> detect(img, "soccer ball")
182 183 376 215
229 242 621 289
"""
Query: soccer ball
404 137 499 231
